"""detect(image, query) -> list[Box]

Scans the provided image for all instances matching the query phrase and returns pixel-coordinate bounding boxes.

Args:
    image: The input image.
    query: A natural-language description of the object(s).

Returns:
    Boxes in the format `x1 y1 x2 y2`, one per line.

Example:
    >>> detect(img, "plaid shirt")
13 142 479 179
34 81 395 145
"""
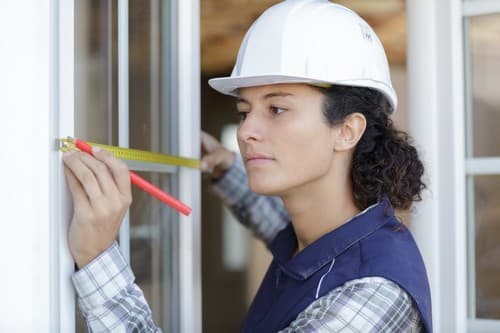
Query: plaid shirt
72 155 424 332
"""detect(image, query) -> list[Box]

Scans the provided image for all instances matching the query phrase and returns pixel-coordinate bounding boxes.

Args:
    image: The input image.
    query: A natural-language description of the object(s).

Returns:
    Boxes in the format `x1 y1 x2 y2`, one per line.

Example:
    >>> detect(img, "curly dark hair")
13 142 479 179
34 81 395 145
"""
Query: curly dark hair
319 85 425 210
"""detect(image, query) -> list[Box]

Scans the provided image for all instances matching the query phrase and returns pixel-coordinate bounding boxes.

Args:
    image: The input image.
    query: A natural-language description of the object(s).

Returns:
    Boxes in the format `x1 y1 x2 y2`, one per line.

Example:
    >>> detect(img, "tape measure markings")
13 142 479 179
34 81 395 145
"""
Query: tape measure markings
59 137 200 170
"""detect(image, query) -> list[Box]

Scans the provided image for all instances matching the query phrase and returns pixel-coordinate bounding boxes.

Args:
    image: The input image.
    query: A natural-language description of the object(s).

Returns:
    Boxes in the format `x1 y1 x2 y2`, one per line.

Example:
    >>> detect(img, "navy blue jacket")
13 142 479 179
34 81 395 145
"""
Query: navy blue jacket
241 197 432 332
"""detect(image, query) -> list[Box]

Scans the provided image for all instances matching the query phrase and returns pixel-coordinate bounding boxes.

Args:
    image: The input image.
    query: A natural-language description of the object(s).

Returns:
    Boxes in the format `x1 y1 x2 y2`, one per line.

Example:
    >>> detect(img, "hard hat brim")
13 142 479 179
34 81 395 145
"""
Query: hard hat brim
208 75 397 111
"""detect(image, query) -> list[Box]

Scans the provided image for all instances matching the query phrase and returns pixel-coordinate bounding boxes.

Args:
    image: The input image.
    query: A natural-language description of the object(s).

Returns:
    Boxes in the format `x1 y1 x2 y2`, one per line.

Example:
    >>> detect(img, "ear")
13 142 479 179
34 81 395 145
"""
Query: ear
333 113 367 152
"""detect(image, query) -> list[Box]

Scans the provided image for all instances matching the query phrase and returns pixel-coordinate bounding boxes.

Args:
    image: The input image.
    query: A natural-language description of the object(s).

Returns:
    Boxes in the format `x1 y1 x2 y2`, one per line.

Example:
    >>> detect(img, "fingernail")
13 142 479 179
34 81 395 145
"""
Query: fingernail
92 146 102 153
201 161 207 171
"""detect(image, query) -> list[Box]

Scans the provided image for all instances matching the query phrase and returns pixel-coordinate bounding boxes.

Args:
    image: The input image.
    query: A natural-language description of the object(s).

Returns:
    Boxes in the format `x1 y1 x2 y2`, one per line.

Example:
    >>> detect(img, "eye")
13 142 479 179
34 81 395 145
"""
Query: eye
271 106 287 115
236 110 248 122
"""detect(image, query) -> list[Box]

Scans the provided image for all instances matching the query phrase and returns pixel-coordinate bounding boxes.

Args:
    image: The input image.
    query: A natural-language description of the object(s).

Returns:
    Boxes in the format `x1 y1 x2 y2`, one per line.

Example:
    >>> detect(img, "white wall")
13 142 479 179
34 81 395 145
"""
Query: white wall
0 1 75 331
0 0 53 331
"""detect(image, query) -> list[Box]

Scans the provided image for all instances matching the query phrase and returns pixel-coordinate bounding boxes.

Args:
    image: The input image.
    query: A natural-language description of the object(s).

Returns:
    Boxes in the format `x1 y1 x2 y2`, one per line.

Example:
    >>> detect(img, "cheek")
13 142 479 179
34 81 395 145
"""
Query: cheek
283 138 333 178
284 117 333 165
248 126 333 195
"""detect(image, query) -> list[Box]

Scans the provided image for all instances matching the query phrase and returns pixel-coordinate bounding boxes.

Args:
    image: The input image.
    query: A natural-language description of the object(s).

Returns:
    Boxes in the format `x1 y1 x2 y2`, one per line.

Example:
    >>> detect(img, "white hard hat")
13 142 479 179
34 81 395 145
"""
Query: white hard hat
208 0 398 110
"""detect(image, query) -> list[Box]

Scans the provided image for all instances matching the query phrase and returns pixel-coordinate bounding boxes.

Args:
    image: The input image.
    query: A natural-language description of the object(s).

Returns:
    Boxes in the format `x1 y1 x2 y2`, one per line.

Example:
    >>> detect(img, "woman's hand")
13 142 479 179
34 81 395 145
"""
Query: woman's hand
62 147 132 268
200 130 235 180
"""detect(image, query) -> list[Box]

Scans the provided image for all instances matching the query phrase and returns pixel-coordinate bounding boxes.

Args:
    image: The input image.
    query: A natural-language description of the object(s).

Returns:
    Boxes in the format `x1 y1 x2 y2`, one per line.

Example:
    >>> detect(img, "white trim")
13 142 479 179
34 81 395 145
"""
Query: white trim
118 0 130 263
463 19 474 158
462 11 477 319
177 1 201 332
466 158 500 175
57 0 76 331
407 0 467 332
468 319 500 332
463 0 500 16
50 1 61 331
0 0 75 330
466 175 477 317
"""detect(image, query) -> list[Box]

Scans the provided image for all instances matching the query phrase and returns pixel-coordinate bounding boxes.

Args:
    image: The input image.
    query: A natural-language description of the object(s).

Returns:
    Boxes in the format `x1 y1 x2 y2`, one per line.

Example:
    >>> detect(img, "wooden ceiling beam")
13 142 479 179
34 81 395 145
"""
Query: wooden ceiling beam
201 0 407 74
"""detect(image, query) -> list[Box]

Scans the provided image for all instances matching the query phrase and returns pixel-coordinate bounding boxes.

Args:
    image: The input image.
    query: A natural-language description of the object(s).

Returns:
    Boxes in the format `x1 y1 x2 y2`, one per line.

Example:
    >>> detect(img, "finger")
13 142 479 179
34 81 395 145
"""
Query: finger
63 151 103 200
63 164 91 208
200 154 216 173
91 147 131 196
78 151 117 195
201 149 229 173
201 131 219 155
200 131 210 154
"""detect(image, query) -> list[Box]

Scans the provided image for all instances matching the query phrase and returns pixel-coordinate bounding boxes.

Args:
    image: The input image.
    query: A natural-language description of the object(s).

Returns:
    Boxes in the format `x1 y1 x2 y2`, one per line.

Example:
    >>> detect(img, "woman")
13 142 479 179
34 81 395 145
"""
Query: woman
64 0 432 332
206 1 432 329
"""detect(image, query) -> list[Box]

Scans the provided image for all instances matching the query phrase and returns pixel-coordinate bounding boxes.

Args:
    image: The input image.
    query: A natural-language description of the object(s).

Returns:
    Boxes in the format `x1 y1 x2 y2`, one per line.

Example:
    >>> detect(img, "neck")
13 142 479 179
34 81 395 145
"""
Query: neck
281 163 360 254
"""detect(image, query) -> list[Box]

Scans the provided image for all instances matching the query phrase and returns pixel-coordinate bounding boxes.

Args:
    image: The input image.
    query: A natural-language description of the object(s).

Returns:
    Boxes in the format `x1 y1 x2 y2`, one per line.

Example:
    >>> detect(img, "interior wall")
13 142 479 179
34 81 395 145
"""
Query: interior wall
201 74 248 333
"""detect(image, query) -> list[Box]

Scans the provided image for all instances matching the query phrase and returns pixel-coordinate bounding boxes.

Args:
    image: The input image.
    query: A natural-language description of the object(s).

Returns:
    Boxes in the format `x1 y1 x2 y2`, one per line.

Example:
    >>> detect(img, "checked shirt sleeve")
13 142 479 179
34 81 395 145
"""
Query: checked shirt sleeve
72 242 161 333
211 154 290 245
279 277 424 333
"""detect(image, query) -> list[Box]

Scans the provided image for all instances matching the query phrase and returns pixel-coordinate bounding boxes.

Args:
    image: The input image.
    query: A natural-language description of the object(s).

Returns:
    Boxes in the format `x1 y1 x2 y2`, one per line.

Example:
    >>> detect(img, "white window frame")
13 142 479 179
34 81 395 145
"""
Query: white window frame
58 0 77 331
0 0 200 331
174 1 202 332
407 0 466 332
462 1 500 331
0 0 76 331
408 0 500 332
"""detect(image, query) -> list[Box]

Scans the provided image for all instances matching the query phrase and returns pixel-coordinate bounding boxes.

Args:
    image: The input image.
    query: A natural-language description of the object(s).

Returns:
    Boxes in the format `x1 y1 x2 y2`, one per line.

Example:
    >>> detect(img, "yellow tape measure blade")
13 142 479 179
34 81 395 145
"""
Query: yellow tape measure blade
59 138 200 169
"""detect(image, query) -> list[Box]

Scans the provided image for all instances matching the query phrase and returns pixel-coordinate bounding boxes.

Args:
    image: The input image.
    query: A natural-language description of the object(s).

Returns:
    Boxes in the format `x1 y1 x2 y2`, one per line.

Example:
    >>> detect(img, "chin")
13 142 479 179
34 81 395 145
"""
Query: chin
248 177 285 196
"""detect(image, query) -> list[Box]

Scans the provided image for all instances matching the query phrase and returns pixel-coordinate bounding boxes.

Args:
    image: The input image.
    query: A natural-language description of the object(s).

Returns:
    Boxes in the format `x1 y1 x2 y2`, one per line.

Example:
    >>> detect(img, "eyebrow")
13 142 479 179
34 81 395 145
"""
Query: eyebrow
236 92 294 104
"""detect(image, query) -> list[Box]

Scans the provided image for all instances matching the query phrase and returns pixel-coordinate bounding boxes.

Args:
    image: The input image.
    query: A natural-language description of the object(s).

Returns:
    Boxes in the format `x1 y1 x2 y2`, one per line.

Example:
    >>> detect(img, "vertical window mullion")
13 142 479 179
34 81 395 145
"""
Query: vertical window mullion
58 0 76 331
464 1 500 328
118 0 130 262
176 1 201 332
462 14 477 319
150 0 162 316
466 174 476 318
162 2 180 330
463 18 474 159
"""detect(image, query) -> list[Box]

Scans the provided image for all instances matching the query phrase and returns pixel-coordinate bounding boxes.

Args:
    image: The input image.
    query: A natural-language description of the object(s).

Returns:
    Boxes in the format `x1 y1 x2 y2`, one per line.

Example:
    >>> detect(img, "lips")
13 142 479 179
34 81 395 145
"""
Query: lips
244 153 274 163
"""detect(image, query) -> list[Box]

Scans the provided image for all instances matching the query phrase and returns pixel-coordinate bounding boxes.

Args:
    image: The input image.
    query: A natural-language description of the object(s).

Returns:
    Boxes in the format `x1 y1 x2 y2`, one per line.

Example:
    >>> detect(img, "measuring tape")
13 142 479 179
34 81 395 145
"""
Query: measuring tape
59 137 200 170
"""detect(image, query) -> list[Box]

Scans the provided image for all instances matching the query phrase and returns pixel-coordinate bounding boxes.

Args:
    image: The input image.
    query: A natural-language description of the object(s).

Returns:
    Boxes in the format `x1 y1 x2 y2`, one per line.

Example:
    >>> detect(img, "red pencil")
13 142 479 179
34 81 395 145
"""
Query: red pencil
72 138 192 216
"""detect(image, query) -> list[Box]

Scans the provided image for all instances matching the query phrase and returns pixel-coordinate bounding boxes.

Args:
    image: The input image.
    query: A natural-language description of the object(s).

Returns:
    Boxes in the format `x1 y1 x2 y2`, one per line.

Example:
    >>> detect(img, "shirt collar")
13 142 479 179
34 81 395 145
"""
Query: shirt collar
269 196 394 280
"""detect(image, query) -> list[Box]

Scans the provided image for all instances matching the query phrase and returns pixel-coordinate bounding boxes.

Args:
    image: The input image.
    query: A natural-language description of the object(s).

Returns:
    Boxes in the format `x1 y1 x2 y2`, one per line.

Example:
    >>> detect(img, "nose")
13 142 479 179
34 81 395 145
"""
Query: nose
237 110 265 143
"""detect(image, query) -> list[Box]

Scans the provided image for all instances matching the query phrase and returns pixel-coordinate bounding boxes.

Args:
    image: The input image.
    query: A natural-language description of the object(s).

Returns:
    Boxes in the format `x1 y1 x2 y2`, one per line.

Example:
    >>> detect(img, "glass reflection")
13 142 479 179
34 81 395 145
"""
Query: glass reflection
467 14 500 158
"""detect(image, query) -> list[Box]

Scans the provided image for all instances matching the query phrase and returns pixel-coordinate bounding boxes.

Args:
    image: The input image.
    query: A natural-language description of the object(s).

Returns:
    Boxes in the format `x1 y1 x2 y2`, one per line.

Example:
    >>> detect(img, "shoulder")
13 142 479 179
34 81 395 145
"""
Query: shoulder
280 277 423 332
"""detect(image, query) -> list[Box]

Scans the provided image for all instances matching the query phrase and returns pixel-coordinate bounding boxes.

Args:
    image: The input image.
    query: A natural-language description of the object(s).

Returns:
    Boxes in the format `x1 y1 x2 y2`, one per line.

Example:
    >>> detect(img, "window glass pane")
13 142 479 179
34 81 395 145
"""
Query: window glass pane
466 14 500 157
130 172 176 327
75 1 117 331
74 0 177 331
129 0 165 152
128 3 178 329
75 0 118 145
468 175 500 319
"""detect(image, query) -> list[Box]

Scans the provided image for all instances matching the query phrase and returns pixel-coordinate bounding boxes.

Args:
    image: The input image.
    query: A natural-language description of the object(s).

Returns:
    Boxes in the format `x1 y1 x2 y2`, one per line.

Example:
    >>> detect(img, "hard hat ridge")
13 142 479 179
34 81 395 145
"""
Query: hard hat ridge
208 0 398 111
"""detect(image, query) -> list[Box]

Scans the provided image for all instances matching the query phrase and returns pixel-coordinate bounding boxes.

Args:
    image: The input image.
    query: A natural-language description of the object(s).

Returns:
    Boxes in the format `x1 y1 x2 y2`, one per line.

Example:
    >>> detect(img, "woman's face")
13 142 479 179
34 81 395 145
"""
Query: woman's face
236 83 338 196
